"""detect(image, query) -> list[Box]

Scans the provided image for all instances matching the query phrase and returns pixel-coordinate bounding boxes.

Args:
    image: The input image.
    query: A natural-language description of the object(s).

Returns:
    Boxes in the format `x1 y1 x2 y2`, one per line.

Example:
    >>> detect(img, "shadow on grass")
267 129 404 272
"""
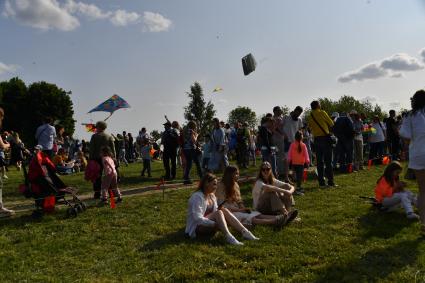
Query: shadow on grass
315 238 421 282
140 228 224 252
356 207 415 240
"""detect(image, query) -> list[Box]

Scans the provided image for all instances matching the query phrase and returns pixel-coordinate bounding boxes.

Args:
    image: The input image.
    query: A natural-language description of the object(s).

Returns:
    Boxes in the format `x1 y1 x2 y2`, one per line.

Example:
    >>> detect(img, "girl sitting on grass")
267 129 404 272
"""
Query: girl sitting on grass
215 165 288 228
288 131 310 196
252 162 298 222
101 146 122 205
375 161 419 219
185 173 259 245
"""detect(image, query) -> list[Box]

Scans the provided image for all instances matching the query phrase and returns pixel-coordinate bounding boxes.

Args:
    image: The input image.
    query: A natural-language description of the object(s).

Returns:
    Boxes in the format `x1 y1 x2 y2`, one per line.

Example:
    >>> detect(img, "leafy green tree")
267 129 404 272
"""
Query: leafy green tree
228 106 257 129
25 81 75 145
0 77 75 146
0 77 28 132
150 130 161 141
317 95 386 119
184 82 216 136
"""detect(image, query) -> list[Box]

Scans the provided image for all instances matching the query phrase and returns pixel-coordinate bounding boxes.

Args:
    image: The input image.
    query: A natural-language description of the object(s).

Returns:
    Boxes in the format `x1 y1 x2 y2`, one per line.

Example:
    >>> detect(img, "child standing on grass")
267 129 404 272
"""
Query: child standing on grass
288 131 310 196
101 147 122 204
140 140 152 177
375 161 419 219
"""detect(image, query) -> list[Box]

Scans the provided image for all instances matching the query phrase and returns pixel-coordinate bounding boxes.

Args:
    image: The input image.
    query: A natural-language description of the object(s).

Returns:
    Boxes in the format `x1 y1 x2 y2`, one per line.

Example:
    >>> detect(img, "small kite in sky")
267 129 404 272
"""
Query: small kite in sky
212 87 223 93
88 94 130 121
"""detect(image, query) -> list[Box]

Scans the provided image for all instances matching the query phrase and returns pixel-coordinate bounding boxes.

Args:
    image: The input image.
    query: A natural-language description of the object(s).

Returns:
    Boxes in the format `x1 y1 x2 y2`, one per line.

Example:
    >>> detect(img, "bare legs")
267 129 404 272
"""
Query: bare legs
414 169 425 228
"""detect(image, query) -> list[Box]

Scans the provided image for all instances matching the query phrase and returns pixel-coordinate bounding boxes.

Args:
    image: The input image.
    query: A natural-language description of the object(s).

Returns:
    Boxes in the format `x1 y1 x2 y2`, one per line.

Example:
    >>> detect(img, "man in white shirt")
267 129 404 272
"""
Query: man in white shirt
282 106 304 182
35 117 56 158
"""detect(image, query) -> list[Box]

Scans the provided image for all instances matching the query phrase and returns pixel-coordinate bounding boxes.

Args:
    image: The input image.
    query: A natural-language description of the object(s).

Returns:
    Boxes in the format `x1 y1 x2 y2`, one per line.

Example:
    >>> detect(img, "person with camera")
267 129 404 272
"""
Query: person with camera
307 100 336 187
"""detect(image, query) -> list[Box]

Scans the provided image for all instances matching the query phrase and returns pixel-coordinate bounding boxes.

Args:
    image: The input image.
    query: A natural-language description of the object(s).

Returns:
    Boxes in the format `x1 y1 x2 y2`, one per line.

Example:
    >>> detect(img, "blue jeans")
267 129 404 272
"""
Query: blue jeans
261 148 277 178
183 149 203 181
315 136 334 186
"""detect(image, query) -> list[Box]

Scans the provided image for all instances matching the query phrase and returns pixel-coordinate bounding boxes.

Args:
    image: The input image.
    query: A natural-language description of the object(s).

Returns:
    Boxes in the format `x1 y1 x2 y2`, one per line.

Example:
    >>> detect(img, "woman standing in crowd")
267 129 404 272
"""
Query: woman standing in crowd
185 173 259 245
215 165 288 228
182 121 203 184
400 90 425 235
351 111 364 171
369 116 386 160
0 108 14 216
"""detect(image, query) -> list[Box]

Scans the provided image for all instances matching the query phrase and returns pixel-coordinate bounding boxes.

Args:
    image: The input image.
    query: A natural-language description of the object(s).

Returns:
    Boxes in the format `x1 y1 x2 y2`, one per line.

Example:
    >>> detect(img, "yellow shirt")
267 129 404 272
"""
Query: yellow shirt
308 109 334 137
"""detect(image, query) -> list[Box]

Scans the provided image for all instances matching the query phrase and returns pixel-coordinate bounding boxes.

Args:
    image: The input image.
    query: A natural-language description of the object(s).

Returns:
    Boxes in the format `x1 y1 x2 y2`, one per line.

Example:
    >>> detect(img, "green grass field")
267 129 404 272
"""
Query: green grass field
1 161 425 282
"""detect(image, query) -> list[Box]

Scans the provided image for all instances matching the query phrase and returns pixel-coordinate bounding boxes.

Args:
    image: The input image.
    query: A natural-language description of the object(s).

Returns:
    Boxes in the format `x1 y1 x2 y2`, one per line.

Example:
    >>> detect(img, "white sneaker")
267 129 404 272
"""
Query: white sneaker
0 207 15 217
226 235 244 245
242 229 259 241
2 175 8 179
407 212 420 220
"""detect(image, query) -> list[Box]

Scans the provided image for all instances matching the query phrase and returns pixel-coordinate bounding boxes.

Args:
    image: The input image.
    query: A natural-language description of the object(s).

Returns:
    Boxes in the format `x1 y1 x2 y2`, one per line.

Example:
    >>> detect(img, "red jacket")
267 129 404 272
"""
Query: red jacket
28 152 56 183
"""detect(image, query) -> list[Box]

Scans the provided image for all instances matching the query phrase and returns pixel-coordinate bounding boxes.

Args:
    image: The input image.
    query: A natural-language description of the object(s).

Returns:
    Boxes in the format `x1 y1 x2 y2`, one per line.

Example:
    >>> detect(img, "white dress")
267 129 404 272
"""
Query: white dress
400 110 425 170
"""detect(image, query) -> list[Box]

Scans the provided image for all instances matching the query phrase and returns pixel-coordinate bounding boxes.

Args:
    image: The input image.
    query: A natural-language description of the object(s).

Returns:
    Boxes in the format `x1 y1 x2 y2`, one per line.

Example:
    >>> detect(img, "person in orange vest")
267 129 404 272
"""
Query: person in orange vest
375 161 419 219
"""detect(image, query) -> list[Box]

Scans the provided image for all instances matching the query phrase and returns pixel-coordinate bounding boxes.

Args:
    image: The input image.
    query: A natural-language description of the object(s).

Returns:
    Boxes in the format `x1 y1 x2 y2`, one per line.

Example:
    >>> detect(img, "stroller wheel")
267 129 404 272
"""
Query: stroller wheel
66 207 78 218
75 204 84 213
80 202 87 211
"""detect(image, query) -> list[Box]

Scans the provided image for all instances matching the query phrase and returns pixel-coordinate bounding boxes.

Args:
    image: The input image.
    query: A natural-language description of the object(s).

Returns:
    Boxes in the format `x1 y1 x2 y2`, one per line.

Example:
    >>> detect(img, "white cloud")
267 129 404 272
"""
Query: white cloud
390 72 403 78
3 1 173 32
110 9 140 26
0 62 18 75
338 63 387 83
362 96 377 103
388 102 401 109
64 0 110 20
338 53 424 83
380 53 424 71
143 11 172 32
3 0 80 31
420 48 425 63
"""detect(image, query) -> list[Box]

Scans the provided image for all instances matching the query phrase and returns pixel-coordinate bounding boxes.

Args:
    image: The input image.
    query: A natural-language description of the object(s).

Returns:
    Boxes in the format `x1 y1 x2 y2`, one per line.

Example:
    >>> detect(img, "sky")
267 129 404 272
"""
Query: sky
1 0 425 140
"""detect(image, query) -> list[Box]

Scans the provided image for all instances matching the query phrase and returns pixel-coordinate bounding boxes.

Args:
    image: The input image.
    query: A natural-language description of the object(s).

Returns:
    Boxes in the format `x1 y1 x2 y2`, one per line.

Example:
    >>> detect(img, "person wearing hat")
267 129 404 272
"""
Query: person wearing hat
89 121 116 199
161 121 179 180
0 107 14 217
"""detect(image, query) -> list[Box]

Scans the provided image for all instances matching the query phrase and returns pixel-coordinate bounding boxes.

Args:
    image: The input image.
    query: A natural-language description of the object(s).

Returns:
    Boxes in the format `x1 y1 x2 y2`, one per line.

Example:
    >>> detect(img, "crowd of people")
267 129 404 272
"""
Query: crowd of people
0 90 424 241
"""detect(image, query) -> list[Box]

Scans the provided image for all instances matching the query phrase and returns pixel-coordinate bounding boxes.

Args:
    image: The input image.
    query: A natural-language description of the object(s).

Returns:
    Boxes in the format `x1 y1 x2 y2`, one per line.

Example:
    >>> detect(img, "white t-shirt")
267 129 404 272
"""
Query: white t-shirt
369 122 386 143
252 178 287 209
400 111 425 170
283 115 303 143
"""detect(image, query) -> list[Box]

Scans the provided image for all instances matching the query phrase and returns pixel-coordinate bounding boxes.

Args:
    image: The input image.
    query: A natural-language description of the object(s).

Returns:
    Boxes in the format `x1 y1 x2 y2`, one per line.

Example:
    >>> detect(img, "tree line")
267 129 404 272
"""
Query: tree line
0 77 388 146
0 77 75 146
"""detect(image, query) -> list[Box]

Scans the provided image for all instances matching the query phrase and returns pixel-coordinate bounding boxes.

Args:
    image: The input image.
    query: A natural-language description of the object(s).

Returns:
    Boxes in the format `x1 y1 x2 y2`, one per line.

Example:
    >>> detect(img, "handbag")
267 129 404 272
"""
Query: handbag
311 112 337 146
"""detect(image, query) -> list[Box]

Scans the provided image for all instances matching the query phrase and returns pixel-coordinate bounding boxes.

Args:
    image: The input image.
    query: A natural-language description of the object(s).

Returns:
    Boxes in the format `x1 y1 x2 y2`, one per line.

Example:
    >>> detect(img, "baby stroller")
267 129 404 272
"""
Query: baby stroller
21 150 86 218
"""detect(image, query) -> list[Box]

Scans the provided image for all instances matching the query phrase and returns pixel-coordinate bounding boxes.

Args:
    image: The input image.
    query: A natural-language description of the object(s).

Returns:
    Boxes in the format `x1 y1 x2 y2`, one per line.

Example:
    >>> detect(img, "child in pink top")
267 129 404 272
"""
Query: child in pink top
288 131 310 195
101 147 122 204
